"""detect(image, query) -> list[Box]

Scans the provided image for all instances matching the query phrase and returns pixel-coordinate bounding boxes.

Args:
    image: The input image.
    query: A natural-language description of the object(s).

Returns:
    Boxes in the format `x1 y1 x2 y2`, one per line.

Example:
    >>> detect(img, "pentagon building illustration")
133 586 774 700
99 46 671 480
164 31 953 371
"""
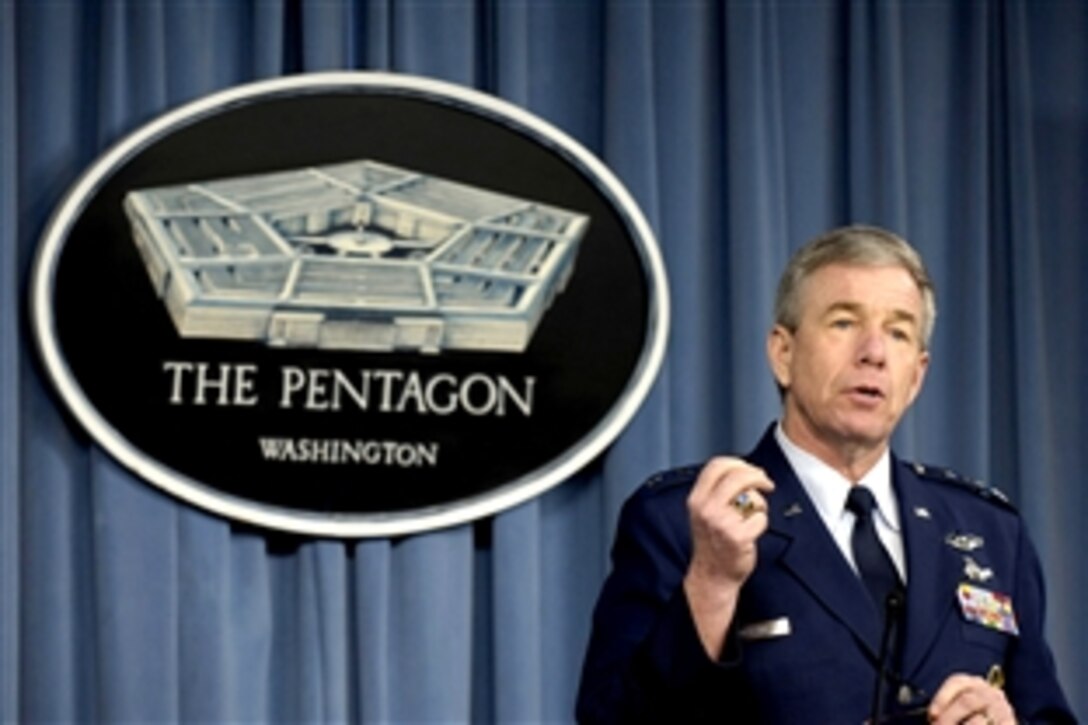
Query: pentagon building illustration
123 160 589 354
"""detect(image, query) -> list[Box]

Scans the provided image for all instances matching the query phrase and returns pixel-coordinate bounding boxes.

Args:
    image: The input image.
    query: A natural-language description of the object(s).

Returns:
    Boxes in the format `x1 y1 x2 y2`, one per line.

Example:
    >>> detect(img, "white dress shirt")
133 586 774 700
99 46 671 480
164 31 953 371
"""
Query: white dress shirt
774 423 907 582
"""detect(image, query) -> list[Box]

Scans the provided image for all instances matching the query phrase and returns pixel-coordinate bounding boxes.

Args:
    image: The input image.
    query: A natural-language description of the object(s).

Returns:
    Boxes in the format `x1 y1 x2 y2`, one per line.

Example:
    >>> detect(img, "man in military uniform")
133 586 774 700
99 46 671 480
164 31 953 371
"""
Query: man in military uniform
576 226 1074 723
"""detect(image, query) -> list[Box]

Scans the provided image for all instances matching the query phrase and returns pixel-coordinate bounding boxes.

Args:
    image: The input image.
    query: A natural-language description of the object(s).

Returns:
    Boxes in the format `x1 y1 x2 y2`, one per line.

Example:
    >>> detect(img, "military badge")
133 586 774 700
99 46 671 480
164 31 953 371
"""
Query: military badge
962 555 995 583
957 583 1019 635
945 532 984 551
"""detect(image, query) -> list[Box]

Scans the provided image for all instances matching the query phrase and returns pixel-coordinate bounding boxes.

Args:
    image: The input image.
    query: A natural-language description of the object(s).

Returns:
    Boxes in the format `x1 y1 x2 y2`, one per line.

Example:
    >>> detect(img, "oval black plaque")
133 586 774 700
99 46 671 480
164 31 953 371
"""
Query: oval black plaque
31 72 669 537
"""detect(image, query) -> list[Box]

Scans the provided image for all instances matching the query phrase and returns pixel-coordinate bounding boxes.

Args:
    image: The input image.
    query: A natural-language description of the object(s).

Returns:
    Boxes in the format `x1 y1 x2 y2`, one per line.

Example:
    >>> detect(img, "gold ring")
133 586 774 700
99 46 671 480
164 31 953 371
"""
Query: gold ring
732 491 758 517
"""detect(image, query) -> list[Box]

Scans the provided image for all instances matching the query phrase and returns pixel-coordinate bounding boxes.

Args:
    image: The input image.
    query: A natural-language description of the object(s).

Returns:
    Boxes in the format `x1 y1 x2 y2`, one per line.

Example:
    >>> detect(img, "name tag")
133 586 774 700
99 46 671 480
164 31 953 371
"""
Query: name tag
737 617 792 641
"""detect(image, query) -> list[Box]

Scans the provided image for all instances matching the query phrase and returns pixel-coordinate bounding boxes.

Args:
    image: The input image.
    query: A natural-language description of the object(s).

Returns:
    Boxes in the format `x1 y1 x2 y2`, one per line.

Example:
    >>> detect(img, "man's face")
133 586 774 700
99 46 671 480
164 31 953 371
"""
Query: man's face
768 263 930 456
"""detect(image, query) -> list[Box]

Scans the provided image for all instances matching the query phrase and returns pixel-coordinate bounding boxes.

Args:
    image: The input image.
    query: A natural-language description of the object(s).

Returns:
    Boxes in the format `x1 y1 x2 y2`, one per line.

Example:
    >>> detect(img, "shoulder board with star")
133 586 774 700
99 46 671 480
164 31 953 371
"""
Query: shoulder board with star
643 464 702 491
908 462 1017 512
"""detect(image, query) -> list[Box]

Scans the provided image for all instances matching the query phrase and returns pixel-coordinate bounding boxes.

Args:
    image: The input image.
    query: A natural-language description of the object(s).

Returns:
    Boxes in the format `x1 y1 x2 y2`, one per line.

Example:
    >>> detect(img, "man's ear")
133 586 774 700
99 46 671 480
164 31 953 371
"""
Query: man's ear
767 325 793 390
905 348 930 407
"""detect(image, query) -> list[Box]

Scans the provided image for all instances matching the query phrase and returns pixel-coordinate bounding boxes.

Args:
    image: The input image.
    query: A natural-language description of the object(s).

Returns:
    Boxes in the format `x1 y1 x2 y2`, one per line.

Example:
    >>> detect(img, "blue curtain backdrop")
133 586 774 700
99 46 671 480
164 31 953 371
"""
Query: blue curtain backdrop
2 0 1085 721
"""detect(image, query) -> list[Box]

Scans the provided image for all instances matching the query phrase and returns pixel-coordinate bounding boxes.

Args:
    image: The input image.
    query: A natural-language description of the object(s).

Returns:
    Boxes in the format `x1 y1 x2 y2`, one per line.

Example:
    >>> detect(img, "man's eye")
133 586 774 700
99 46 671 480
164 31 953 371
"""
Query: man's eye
890 328 912 342
831 318 853 329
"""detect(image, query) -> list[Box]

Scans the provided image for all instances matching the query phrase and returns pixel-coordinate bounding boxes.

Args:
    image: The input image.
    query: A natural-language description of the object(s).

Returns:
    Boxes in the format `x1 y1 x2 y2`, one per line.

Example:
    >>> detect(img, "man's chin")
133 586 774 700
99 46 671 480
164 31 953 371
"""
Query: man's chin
844 431 893 452
833 418 894 449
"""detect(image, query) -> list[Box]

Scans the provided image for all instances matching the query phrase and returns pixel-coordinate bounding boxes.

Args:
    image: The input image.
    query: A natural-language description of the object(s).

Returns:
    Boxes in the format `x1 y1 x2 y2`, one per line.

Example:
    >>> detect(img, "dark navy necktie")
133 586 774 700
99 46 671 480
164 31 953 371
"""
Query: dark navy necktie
846 486 902 614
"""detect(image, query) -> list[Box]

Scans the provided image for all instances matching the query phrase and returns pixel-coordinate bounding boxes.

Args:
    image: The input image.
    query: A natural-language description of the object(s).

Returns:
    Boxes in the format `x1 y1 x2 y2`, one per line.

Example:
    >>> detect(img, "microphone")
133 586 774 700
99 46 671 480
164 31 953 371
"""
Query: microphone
870 587 905 725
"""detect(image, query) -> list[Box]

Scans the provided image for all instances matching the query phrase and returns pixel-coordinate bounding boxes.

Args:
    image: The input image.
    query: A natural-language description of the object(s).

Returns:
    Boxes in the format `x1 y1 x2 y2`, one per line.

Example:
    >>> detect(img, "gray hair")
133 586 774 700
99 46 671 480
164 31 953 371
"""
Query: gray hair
773 225 937 349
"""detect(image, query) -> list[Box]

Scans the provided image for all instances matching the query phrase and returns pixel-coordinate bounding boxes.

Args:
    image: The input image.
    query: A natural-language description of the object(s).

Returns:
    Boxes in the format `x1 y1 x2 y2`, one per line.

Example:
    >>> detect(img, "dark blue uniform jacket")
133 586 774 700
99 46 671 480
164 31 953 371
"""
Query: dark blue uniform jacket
577 426 1075 723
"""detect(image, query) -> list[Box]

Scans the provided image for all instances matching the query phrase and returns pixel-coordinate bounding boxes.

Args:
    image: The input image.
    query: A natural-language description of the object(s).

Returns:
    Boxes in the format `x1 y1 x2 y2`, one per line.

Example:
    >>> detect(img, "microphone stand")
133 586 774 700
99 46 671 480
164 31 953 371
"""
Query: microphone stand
870 588 904 725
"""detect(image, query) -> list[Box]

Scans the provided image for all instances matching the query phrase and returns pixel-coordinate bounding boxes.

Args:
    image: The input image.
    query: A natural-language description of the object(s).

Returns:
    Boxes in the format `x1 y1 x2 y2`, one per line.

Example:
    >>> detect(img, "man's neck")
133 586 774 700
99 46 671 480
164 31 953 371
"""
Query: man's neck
779 417 887 482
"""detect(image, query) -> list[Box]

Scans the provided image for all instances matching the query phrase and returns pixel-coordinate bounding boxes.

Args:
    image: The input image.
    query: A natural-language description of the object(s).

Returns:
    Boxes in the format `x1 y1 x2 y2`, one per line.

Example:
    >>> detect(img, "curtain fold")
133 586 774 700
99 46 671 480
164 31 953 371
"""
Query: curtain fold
352 539 393 722
720 0 792 449
1 2 21 719
2 0 1085 720
492 502 544 721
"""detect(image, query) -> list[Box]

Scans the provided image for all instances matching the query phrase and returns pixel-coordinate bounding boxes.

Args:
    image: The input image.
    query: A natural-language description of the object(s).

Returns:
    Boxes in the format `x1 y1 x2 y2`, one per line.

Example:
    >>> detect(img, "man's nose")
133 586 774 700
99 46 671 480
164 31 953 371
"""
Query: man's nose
857 327 887 366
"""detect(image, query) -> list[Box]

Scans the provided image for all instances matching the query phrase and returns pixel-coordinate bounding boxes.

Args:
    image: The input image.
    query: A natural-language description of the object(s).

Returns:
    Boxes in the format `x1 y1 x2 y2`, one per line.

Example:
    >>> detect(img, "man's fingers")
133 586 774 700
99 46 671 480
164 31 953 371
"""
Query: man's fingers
690 457 774 512
929 673 976 712
928 674 1014 725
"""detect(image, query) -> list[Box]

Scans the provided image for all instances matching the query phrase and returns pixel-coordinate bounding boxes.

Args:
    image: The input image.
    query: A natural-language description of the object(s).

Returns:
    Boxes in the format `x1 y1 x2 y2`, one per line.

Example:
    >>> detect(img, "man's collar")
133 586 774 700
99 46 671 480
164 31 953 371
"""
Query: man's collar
773 422 900 531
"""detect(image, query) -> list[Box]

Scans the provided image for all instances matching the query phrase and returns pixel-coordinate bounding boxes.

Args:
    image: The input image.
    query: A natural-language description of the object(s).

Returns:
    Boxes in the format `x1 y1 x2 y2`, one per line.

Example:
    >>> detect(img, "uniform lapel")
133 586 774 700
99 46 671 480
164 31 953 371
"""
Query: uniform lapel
749 429 884 658
894 460 961 680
